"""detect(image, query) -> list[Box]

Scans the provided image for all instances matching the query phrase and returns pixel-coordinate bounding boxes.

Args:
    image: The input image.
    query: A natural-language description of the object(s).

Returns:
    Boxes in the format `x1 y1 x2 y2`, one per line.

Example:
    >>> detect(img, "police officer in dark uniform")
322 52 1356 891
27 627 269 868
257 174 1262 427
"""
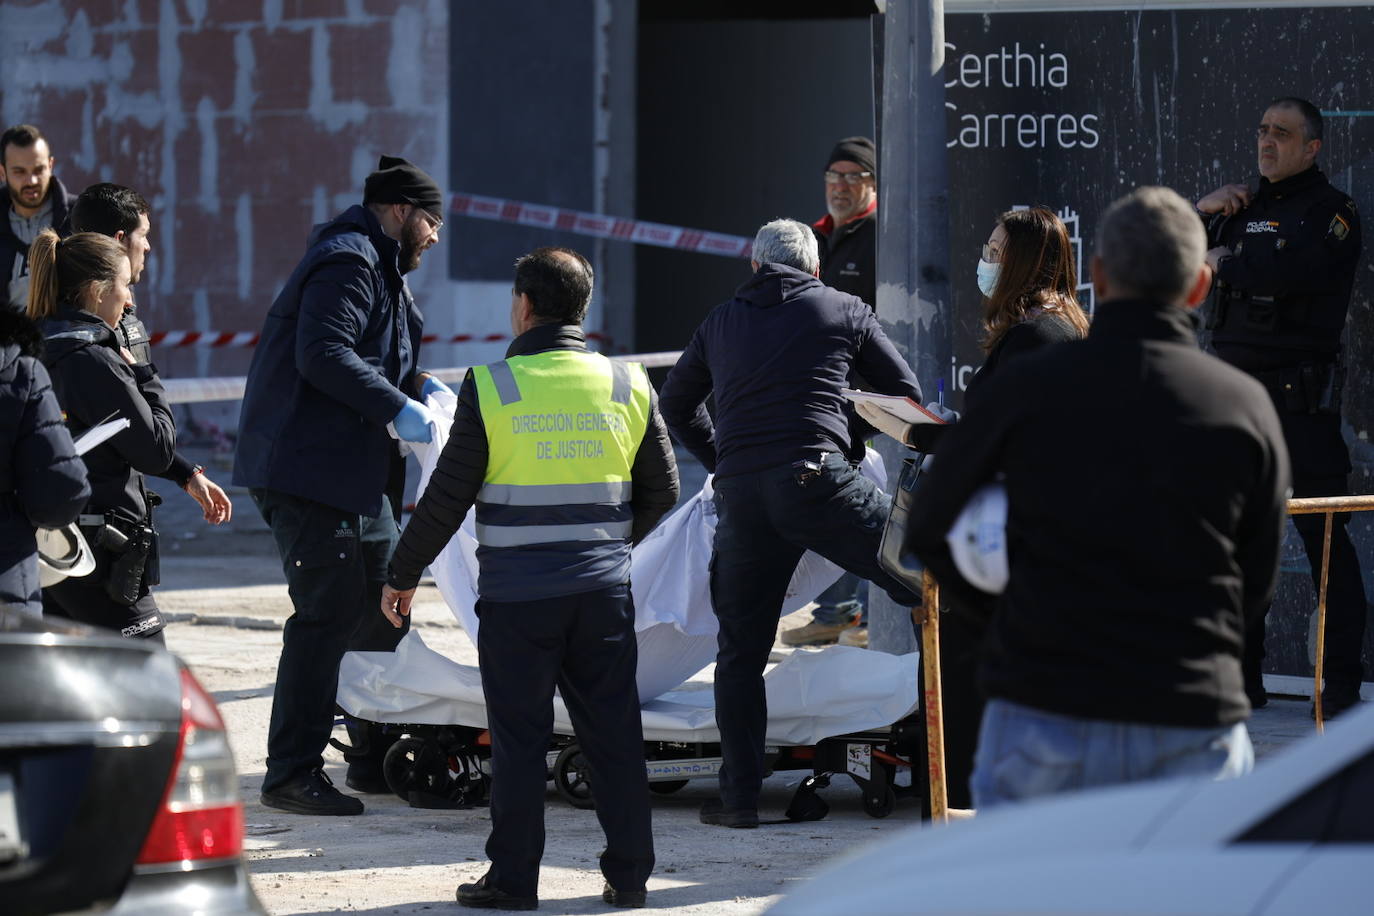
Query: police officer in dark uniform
382 248 679 910
69 183 232 525
1198 96 1367 717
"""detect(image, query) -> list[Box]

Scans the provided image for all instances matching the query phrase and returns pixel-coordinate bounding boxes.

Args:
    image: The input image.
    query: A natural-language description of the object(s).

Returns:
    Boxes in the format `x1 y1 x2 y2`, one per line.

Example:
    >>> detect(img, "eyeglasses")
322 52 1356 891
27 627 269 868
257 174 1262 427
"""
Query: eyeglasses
407 205 443 232
823 170 874 186
418 209 444 232
981 243 1001 263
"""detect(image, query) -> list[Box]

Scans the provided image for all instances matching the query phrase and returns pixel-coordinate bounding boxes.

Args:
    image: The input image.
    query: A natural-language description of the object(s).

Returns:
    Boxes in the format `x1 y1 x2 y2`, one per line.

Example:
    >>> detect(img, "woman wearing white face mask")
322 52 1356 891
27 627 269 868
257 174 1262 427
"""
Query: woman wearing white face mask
859 206 1089 452
855 206 1089 810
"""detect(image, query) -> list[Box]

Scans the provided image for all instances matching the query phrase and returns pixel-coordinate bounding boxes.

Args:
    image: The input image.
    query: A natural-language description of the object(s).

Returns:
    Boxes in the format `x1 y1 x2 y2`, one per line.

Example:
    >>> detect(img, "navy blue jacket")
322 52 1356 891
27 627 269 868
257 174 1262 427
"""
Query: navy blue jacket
659 262 921 478
0 309 90 614
233 205 425 516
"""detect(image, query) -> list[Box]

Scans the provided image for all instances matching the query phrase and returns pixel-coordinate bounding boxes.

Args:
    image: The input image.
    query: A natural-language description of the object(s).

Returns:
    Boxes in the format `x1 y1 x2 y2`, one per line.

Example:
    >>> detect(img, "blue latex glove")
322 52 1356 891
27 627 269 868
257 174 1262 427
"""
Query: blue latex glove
392 399 433 444
421 375 453 399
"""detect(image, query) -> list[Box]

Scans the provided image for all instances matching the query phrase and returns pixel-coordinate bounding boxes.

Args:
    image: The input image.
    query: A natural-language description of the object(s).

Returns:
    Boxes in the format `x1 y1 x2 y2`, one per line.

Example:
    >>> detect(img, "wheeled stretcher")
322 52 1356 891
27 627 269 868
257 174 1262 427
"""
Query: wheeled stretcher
335 397 924 818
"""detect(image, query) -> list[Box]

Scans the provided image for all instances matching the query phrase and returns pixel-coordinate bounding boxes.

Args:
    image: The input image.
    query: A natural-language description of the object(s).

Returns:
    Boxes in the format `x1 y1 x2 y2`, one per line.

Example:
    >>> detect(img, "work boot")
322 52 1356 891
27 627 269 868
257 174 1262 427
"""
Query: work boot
699 798 758 828
780 617 857 647
602 882 647 909
1312 687 1363 720
260 767 363 816
456 874 538 910
837 626 869 649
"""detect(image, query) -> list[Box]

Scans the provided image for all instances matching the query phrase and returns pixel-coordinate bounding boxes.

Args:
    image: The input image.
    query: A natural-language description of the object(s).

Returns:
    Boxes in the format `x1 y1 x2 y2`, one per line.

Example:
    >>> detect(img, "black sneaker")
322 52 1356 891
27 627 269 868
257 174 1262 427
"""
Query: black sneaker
602 882 647 908
261 768 364 816
456 874 538 910
699 798 759 828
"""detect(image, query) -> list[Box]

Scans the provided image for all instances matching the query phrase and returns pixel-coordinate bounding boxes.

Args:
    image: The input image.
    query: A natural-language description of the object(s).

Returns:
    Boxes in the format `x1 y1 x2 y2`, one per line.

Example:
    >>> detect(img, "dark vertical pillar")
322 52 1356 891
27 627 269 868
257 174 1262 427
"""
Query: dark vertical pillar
869 0 952 655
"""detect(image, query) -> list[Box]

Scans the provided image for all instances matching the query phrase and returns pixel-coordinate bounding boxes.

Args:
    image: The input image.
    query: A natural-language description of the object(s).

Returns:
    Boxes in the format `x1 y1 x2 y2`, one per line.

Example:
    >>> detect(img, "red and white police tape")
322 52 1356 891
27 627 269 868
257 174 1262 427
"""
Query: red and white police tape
448 191 755 259
147 330 616 349
161 350 683 404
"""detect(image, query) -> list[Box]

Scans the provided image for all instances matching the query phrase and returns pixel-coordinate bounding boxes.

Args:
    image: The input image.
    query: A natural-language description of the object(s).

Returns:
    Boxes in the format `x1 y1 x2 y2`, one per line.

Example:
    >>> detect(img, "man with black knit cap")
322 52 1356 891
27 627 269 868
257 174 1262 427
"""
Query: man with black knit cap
782 135 880 649
235 155 448 815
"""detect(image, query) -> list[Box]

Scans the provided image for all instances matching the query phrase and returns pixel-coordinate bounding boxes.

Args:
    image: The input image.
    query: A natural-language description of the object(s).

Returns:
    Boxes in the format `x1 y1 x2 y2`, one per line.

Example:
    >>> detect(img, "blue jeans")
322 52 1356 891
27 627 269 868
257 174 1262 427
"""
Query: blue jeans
971 698 1253 810
810 571 867 627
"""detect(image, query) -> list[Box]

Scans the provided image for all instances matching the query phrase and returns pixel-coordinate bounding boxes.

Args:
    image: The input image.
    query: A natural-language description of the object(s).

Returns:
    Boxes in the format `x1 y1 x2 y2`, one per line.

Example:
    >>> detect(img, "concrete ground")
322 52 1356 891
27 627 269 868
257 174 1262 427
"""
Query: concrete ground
149 450 1325 916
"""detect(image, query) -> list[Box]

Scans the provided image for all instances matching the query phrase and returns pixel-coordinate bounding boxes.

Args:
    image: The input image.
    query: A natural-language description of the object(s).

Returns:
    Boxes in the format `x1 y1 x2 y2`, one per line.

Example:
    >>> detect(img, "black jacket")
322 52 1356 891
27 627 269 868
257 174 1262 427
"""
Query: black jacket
813 206 877 310
1207 166 1361 366
234 205 426 516
659 262 920 478
388 323 680 597
0 310 90 613
1 176 76 313
40 308 176 529
906 299 1290 728
115 312 198 488
908 311 1082 452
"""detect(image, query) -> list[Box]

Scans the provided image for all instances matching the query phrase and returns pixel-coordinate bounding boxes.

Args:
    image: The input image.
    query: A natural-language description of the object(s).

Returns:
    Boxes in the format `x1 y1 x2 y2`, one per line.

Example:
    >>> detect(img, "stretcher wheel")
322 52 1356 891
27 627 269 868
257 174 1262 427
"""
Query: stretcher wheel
384 736 462 803
648 780 689 795
862 785 897 819
553 744 597 809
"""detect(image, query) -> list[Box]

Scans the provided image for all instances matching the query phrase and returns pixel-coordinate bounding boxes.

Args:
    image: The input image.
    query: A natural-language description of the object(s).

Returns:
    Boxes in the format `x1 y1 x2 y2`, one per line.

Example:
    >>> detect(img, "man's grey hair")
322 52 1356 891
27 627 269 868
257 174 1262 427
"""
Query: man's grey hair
751 219 819 274
1094 186 1206 304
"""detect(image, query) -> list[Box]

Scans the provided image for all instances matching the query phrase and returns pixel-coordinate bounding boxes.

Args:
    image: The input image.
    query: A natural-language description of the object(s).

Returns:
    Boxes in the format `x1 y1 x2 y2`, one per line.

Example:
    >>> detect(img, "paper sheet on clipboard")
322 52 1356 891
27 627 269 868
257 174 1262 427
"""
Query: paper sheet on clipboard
841 388 947 426
71 418 131 455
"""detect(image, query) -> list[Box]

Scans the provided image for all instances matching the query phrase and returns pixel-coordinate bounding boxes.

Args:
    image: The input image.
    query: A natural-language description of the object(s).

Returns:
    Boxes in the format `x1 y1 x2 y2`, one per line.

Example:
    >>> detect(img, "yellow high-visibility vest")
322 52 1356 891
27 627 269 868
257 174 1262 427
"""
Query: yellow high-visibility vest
471 349 650 550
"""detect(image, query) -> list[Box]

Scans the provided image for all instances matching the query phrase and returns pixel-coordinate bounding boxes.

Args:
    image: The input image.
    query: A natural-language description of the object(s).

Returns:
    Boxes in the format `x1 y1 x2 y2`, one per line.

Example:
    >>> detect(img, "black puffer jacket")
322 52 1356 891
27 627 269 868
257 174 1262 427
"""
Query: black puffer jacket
41 308 176 528
0 309 89 613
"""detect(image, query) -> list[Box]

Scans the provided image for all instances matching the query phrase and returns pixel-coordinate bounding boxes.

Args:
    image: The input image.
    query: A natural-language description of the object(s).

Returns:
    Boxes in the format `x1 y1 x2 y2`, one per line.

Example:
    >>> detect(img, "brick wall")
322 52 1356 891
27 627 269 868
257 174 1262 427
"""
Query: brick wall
0 0 455 384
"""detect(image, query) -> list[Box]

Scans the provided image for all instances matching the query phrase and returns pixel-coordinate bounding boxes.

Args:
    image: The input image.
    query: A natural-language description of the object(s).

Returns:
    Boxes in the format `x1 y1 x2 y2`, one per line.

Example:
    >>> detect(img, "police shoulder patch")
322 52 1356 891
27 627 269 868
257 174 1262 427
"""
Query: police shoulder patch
1329 213 1351 241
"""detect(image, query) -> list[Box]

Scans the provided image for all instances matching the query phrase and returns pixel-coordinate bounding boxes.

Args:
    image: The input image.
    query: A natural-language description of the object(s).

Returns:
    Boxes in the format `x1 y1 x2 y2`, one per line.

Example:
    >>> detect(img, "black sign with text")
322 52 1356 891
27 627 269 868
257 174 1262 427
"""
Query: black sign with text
943 5 1374 684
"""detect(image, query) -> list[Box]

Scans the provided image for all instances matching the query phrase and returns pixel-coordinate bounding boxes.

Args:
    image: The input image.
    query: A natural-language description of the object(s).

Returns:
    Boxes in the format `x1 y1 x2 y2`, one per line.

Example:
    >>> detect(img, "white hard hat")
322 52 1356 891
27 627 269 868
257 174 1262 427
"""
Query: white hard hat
36 524 97 588
945 482 1009 594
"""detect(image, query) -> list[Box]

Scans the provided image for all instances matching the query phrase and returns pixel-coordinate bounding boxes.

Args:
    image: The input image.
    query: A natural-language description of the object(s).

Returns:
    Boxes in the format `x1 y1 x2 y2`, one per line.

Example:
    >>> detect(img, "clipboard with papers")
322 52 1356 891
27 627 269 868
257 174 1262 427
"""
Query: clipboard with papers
841 388 948 426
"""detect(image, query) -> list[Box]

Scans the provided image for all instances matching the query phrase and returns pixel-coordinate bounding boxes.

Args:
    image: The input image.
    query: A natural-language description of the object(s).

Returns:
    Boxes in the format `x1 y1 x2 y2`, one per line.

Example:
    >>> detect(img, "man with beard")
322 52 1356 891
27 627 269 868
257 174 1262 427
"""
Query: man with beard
0 124 76 312
70 182 232 526
234 156 448 815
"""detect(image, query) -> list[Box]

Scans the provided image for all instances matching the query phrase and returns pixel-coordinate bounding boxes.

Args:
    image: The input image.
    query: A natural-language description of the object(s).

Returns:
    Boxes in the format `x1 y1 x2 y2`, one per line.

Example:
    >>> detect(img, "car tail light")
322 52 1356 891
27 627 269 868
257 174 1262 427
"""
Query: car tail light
135 667 244 867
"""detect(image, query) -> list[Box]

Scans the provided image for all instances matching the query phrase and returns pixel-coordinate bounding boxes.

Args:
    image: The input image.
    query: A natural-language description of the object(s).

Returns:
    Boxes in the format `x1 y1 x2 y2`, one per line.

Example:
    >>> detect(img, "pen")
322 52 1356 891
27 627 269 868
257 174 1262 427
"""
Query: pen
937 378 944 411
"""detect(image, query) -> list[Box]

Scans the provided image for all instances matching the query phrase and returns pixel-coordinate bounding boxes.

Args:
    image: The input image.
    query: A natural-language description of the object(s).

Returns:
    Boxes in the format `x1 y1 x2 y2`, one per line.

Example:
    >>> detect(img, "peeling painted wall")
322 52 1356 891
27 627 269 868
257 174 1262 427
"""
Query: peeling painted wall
0 0 467 385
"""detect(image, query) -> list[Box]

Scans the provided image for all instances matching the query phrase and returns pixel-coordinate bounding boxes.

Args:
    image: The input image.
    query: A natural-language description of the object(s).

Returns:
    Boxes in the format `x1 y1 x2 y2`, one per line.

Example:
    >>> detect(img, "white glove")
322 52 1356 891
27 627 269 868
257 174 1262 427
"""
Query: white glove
855 401 912 445
924 401 960 423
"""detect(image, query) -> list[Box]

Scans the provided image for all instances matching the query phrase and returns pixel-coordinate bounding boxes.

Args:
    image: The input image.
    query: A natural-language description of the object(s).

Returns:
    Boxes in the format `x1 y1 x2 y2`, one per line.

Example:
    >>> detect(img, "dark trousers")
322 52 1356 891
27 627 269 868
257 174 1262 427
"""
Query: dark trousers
709 454 920 810
44 527 164 641
1246 471 1368 695
252 488 403 793
477 584 652 898
44 578 164 641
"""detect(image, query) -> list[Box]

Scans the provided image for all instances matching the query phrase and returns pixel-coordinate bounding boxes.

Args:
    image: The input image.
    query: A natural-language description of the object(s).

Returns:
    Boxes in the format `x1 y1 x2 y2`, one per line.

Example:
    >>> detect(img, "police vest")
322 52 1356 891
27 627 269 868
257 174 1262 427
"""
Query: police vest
1208 171 1359 356
470 349 651 600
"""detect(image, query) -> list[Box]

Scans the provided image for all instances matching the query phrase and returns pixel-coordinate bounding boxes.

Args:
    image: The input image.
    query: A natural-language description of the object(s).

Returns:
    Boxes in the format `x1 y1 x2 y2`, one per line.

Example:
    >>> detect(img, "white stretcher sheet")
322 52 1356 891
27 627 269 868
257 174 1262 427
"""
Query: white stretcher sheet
338 634 920 745
338 390 919 741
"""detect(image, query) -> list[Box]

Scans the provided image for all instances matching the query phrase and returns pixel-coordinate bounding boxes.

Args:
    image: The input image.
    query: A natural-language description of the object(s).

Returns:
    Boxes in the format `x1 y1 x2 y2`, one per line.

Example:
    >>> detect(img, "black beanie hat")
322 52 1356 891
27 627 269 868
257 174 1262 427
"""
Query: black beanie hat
825 136 877 176
363 155 444 221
